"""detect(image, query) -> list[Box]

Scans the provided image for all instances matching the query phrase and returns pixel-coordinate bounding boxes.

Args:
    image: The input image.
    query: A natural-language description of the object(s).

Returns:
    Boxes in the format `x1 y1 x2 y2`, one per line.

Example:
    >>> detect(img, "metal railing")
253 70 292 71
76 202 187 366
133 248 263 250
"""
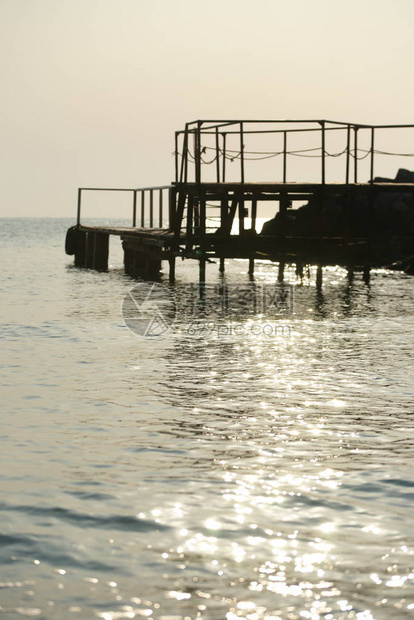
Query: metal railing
76 185 172 228
175 119 414 186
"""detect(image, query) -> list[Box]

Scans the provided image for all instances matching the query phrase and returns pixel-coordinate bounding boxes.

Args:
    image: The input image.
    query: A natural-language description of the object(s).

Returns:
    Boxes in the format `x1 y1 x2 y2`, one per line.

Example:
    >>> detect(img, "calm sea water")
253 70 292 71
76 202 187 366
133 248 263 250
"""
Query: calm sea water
1 218 414 620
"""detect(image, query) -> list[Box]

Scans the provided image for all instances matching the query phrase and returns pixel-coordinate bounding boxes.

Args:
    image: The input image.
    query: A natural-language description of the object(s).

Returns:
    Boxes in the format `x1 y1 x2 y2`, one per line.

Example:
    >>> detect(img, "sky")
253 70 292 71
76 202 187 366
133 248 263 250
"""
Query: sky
1 0 414 218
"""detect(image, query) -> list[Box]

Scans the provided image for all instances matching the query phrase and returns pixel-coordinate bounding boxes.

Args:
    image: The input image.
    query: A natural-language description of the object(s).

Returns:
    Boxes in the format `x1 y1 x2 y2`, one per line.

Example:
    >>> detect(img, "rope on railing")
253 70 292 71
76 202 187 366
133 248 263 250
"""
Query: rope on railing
181 145 414 165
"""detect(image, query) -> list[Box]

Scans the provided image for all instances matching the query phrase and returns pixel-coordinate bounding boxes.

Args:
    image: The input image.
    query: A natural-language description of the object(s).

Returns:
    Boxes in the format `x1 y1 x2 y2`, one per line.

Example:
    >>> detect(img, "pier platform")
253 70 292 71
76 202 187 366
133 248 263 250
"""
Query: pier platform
65 120 414 286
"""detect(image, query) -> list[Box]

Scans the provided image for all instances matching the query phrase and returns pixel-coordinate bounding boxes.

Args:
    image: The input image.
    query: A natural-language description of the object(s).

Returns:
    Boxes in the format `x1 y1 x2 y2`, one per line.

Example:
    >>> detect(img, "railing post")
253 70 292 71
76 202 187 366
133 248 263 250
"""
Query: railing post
150 189 154 227
77 188 82 226
195 122 202 184
215 127 220 183
175 132 179 183
321 121 326 184
141 191 145 227
179 127 189 184
240 122 245 183
132 190 137 227
370 127 375 184
346 125 351 184
354 126 359 183
159 189 163 227
283 131 287 183
222 133 227 182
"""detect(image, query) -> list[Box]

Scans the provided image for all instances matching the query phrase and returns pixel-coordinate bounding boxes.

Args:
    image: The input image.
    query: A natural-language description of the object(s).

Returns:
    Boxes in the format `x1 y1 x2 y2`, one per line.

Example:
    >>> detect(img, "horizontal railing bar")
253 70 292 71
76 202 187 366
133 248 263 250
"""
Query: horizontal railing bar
324 121 414 129
367 124 414 129
79 188 137 192
183 126 348 136
196 121 243 131
135 185 172 191
79 185 172 192
186 118 414 127
179 125 414 137
179 121 414 135
186 119 336 126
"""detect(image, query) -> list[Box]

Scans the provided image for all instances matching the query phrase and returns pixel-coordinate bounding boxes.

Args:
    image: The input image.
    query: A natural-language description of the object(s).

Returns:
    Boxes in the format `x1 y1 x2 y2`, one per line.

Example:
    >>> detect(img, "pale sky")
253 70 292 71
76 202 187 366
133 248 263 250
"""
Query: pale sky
1 0 414 218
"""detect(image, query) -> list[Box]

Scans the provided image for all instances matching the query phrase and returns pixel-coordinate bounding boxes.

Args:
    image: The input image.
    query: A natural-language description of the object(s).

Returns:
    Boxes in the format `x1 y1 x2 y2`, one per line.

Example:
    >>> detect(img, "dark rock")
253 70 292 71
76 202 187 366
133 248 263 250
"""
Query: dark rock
260 168 414 269
395 168 414 183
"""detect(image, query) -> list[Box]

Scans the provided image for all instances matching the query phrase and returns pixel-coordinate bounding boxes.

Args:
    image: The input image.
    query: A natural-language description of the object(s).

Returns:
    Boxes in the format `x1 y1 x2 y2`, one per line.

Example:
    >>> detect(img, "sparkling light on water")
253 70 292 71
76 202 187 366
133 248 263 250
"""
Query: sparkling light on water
1 220 414 619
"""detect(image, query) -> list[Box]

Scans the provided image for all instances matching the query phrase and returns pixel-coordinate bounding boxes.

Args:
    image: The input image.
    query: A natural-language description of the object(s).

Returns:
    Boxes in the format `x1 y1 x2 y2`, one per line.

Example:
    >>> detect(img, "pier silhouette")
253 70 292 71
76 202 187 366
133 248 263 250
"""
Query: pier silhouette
65 119 414 286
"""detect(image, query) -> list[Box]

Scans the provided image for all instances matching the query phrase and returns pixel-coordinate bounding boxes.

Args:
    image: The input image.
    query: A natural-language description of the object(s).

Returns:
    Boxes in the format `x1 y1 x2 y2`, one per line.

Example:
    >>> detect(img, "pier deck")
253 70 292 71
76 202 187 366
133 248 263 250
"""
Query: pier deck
66 119 414 286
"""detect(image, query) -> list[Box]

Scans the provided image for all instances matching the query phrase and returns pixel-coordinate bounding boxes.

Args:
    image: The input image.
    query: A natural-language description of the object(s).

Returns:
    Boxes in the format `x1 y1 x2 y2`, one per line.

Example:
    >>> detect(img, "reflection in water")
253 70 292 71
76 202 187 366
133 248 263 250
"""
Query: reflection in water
314 288 326 318
129 270 414 619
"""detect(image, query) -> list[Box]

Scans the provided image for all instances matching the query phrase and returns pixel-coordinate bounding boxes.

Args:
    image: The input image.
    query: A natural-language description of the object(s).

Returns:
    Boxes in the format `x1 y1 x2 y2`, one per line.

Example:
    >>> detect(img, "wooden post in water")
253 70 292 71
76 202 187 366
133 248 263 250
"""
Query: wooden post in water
277 191 289 283
278 261 285 282
186 195 194 251
218 194 227 272
363 184 374 286
169 255 176 283
74 229 87 267
92 233 109 271
85 232 94 268
199 192 206 283
248 258 255 277
199 256 206 282
80 231 109 271
316 265 323 289
122 239 161 278
168 186 178 284
249 197 257 277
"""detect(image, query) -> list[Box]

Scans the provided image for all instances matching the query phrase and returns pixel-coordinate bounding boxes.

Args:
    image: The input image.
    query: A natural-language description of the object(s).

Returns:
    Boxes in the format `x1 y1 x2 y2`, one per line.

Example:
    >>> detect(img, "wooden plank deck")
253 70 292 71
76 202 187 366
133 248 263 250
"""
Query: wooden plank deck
79 225 173 239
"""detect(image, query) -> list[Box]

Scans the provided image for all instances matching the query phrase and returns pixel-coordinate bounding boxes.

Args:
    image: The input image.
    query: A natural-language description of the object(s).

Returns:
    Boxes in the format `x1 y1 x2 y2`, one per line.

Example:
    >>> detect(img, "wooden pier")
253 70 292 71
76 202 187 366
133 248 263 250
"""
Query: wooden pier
65 119 414 286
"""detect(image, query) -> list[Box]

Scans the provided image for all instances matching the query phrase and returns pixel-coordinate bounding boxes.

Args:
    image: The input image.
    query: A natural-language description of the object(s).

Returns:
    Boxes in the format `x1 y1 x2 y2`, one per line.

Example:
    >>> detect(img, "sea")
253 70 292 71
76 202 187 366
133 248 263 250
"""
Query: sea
1 217 414 620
